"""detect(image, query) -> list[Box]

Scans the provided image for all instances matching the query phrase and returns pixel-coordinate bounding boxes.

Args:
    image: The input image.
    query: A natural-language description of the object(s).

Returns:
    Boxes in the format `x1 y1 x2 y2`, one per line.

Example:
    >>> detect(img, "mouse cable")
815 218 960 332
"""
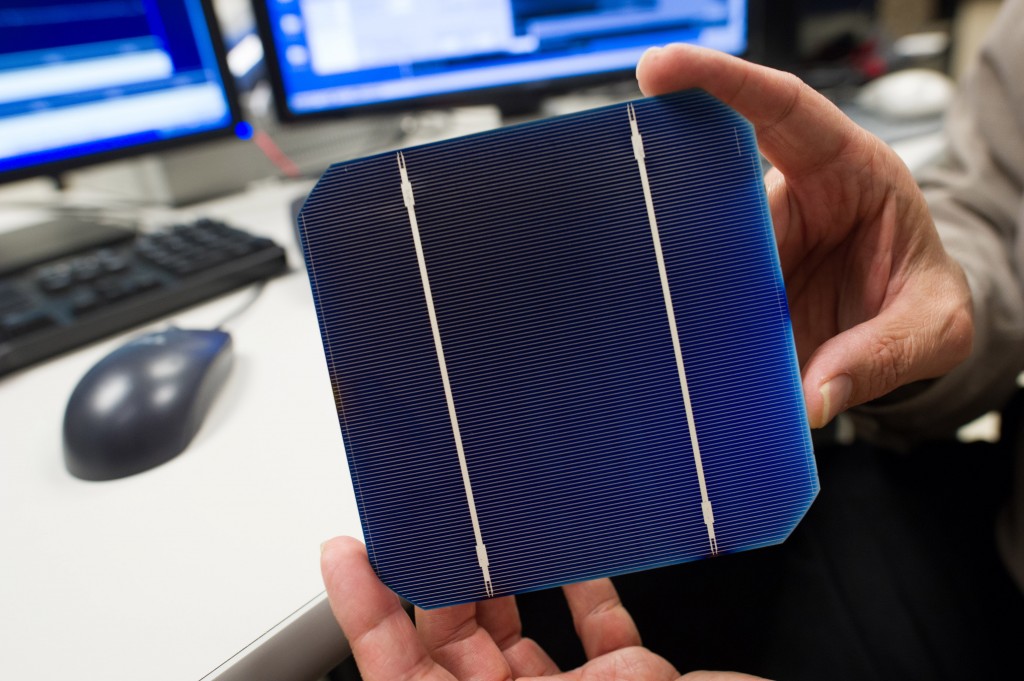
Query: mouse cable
213 281 266 331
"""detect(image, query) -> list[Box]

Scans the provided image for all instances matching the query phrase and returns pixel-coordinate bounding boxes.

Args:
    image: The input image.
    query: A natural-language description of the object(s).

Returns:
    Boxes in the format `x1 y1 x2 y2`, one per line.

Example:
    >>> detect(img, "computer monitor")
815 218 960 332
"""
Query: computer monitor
254 0 750 120
0 0 242 184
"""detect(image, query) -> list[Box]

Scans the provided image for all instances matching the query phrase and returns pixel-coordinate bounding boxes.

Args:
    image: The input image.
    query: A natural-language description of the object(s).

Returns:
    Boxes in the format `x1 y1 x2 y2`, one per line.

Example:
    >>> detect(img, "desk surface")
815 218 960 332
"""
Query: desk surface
1 179 361 680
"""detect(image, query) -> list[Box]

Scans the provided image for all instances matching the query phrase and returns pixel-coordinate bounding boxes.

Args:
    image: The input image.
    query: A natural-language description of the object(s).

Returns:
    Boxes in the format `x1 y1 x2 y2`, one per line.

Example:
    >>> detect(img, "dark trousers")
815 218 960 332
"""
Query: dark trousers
517 437 1024 679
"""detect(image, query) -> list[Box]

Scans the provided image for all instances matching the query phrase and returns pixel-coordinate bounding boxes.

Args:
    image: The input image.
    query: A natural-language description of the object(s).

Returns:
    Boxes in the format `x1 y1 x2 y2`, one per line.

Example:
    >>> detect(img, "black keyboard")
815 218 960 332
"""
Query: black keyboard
0 218 288 377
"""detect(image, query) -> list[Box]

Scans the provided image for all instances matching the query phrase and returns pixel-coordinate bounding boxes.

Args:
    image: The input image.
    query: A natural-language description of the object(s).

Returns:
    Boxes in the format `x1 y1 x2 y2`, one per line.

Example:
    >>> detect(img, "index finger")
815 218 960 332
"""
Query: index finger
636 43 859 180
320 537 447 681
562 578 642 660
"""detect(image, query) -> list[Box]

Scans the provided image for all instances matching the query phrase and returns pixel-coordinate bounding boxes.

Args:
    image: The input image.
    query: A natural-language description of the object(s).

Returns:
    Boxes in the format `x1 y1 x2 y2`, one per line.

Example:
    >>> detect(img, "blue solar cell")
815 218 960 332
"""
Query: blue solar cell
298 90 818 609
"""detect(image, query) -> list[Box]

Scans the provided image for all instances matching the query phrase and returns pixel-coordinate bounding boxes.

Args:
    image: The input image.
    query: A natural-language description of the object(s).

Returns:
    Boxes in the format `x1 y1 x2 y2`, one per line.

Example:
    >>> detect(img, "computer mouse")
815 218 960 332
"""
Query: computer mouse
856 68 956 120
63 327 234 481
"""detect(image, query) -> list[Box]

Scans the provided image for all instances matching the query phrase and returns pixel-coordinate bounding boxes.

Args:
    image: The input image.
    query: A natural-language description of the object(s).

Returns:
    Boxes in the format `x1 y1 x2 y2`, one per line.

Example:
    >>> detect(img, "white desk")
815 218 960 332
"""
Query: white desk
1 179 361 680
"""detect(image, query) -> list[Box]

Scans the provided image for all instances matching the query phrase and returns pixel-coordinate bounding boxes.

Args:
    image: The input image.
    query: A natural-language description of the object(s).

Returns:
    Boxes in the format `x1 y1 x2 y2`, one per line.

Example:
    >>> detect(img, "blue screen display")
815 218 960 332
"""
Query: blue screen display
261 0 747 116
0 0 235 177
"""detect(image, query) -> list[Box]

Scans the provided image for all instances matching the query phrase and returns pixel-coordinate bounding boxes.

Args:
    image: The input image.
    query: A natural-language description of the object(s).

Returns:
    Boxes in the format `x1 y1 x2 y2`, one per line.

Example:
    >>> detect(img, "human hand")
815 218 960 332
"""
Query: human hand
637 45 973 427
321 536 765 681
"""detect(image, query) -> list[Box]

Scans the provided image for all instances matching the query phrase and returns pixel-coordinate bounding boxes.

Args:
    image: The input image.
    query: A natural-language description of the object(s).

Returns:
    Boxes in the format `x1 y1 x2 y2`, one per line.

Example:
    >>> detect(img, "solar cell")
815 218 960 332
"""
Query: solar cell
299 90 818 609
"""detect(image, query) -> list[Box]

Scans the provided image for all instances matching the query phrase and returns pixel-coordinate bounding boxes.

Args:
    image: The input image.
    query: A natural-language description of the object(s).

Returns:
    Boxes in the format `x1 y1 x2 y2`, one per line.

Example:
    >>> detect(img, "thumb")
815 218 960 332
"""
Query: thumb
801 292 972 428
518 646 680 681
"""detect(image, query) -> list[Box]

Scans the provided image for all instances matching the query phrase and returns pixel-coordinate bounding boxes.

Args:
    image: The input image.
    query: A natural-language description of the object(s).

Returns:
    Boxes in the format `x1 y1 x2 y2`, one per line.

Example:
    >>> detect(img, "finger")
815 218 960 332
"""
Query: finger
320 537 445 681
681 672 772 680
519 646 679 681
476 596 560 677
761 167 800 270
635 43 861 180
415 602 513 681
801 261 973 426
562 579 642 660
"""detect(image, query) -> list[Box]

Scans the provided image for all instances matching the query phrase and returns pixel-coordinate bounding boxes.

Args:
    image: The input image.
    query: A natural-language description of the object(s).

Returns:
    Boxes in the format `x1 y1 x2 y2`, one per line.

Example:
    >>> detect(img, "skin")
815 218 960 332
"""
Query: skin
321 45 975 680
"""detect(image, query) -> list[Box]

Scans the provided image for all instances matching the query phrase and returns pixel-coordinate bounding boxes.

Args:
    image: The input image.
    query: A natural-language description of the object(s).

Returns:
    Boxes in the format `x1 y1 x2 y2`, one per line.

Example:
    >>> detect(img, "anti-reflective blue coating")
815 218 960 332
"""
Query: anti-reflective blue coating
299 90 818 609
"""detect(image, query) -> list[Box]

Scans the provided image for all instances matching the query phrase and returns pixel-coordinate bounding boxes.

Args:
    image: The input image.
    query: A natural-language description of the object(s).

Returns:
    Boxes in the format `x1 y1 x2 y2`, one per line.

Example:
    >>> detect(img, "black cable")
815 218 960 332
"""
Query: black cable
213 281 267 331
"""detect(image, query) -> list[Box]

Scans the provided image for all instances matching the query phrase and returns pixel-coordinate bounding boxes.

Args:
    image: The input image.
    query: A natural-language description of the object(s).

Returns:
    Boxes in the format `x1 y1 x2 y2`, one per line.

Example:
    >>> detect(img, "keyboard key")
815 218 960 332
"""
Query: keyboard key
70 289 102 315
38 270 74 294
2 310 56 338
98 252 129 273
72 257 102 282
131 273 160 292
94 277 133 302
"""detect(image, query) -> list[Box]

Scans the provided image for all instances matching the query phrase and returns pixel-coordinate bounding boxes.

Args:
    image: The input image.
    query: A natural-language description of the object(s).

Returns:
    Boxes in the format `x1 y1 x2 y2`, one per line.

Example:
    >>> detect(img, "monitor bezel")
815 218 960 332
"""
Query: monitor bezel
0 0 243 185
252 0 763 123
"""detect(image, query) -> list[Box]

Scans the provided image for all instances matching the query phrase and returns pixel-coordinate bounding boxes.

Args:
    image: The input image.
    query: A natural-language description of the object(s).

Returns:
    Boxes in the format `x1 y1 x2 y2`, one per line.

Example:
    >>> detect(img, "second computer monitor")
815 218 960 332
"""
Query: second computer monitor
255 0 749 120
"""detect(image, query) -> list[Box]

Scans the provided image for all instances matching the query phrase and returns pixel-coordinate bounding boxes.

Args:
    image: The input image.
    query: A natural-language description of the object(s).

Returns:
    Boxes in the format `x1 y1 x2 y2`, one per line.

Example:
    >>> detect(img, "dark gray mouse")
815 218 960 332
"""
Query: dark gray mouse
63 327 234 480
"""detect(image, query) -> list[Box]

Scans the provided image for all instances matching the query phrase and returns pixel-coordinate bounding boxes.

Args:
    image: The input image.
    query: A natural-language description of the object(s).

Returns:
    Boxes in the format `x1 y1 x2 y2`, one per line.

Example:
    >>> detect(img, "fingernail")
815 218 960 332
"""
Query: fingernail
320 541 328 555
638 46 663 65
817 375 853 428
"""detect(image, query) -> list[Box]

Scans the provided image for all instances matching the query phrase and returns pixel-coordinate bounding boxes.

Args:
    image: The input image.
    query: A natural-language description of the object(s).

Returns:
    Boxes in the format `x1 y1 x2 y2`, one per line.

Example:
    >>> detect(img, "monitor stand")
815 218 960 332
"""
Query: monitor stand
0 215 134 278
497 94 544 121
